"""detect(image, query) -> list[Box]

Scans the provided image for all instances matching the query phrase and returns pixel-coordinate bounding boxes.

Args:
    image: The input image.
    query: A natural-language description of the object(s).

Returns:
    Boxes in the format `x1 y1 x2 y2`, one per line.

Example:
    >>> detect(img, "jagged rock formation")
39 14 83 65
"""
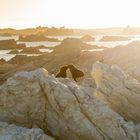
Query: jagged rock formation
0 122 54 140
0 68 140 139
92 62 140 123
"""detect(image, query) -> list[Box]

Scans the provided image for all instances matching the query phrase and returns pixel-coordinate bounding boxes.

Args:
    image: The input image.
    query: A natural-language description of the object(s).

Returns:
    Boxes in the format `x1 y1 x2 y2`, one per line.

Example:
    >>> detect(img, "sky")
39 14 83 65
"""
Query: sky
0 0 140 29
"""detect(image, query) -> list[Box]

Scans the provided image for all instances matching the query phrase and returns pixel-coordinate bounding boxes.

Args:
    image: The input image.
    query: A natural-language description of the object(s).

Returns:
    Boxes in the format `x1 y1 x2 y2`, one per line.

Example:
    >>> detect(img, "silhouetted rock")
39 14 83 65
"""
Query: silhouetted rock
80 34 95 42
0 39 26 50
18 35 60 42
53 38 103 54
100 36 130 41
55 64 84 82
55 65 68 78
68 64 84 81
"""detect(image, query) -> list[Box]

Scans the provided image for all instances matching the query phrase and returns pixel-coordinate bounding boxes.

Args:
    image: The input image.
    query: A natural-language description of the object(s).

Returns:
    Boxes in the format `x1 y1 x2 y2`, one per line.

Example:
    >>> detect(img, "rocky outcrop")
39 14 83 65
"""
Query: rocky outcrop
8 55 40 65
92 62 140 123
53 38 104 54
0 68 140 139
100 36 130 41
80 35 95 42
0 122 54 140
18 35 60 42
0 39 26 50
103 41 140 81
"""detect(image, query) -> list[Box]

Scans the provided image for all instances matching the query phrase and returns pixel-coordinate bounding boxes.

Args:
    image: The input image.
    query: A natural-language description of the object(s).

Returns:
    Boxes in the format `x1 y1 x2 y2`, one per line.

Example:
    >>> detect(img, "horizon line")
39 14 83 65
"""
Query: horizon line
0 25 138 30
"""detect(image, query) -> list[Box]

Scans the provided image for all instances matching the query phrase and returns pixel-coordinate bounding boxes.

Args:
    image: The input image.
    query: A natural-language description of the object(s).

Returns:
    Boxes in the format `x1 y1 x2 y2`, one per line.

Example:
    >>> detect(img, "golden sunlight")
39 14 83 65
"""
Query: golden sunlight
0 0 140 28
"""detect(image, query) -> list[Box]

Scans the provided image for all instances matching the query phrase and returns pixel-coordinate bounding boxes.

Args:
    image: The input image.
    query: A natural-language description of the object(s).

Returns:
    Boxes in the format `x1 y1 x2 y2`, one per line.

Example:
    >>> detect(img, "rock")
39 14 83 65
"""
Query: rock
8 55 40 65
80 35 95 42
53 38 102 54
92 62 140 123
0 63 18 85
8 50 20 54
18 35 60 42
0 39 26 50
20 47 42 54
0 33 12 37
0 121 54 140
103 41 140 81
0 68 140 139
100 36 130 41
0 58 6 65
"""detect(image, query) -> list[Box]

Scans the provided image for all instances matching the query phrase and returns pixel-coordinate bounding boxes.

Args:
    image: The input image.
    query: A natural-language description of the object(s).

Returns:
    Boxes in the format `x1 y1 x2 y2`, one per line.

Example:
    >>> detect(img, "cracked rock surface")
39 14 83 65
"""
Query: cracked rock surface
92 62 140 123
0 67 140 139
0 121 54 140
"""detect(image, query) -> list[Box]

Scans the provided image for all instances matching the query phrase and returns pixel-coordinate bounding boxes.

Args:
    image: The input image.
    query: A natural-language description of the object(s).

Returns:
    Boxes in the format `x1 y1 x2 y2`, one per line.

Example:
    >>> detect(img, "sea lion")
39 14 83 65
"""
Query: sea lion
68 64 84 82
55 65 68 78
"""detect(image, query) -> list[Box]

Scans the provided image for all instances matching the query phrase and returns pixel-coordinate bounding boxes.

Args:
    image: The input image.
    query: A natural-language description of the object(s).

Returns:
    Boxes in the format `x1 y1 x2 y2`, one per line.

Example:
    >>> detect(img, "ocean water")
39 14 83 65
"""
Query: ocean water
0 35 139 61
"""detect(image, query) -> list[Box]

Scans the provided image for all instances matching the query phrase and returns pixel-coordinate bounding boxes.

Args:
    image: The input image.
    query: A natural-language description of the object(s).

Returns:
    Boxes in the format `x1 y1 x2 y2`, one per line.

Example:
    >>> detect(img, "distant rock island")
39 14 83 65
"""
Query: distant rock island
100 35 130 41
18 35 60 42
80 34 95 42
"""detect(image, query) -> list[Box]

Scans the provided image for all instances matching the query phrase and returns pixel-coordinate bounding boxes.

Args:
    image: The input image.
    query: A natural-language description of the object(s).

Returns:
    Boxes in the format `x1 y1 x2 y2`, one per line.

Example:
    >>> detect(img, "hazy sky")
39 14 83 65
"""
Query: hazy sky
0 0 140 29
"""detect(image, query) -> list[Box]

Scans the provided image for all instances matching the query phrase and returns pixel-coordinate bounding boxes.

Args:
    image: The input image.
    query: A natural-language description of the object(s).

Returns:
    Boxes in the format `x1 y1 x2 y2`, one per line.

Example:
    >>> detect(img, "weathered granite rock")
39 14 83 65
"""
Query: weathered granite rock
92 62 140 123
0 121 54 140
0 68 140 139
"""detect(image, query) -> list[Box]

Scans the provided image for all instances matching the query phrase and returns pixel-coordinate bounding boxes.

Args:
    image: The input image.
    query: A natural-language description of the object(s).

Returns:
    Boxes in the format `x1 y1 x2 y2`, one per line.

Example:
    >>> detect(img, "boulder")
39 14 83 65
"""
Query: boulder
92 62 140 123
0 68 140 139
